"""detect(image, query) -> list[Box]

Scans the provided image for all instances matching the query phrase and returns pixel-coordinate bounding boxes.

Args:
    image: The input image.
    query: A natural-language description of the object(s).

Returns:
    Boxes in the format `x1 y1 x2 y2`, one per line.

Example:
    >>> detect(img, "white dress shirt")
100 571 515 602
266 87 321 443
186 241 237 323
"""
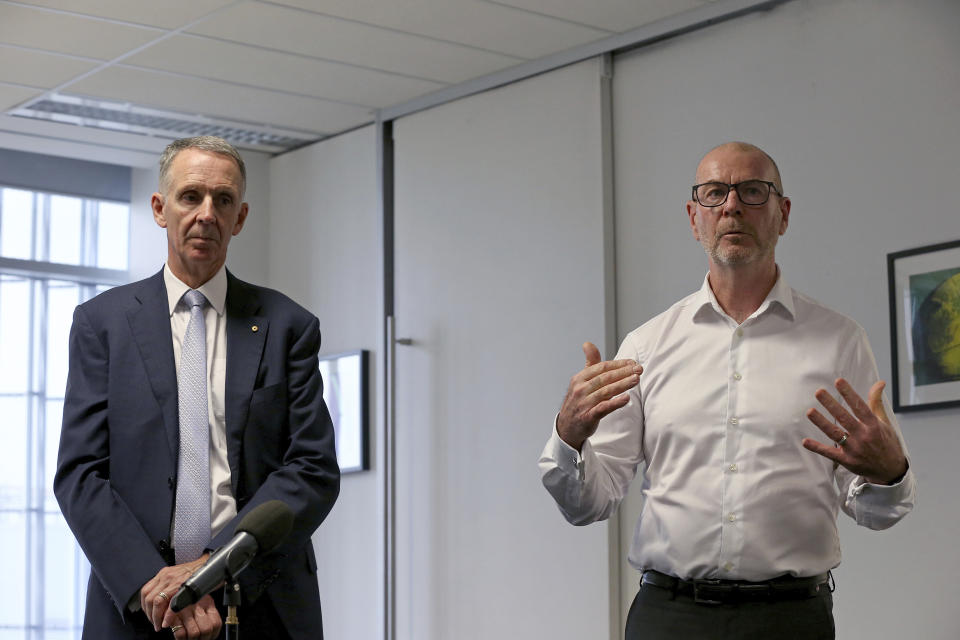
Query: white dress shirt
540 271 916 581
164 264 237 541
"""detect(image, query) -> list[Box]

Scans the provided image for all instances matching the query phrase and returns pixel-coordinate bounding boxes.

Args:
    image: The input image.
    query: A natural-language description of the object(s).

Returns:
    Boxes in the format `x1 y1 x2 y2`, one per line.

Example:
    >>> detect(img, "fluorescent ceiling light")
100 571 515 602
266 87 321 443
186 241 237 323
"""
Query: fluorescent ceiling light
8 93 321 154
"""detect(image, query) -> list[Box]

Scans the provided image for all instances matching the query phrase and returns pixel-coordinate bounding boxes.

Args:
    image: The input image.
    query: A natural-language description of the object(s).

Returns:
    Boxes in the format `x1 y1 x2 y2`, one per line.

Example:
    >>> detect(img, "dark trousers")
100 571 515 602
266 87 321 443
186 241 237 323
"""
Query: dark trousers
624 581 835 640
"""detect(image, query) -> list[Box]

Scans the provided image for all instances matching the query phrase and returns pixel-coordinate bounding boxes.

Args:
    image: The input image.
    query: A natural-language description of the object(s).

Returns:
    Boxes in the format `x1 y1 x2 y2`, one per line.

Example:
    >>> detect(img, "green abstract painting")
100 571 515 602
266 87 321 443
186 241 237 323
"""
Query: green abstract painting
910 267 960 385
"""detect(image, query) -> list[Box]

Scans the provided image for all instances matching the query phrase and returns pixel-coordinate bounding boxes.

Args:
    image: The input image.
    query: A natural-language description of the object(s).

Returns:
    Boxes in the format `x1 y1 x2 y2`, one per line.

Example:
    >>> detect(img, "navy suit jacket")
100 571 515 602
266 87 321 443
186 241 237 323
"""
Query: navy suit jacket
54 269 340 639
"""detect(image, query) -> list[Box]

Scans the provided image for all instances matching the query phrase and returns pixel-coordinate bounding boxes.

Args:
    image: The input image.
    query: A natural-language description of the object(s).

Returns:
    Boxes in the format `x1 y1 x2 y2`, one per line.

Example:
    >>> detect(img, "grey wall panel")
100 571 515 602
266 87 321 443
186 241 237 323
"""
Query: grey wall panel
267 126 384 640
393 58 614 640
0 147 131 202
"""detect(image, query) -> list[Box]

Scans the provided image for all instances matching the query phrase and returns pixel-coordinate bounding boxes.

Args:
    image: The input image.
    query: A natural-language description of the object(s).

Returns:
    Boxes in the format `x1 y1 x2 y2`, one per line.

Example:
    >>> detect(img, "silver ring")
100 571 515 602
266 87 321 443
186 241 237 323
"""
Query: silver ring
170 625 183 634
836 433 848 446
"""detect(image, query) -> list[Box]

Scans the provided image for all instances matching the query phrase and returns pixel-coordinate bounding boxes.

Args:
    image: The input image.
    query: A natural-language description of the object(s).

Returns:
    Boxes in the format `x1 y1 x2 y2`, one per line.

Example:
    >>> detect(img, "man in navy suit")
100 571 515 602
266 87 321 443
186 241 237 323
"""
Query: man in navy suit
54 136 340 639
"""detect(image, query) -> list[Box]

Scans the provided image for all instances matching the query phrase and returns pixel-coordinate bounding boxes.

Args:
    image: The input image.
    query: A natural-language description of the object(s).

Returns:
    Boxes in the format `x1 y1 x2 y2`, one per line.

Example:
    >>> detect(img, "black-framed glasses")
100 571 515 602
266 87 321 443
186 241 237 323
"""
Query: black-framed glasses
692 180 782 207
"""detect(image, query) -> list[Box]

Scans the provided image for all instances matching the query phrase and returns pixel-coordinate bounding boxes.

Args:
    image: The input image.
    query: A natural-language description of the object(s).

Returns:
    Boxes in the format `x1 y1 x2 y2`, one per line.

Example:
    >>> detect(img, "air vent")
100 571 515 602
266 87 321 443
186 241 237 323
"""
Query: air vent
8 93 321 154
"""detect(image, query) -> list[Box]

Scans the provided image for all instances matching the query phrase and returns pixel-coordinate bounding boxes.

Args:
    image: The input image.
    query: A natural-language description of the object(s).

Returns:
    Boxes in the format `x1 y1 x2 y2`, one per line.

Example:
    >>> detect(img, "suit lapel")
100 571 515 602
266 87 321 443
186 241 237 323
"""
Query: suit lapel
224 272 267 493
127 271 179 458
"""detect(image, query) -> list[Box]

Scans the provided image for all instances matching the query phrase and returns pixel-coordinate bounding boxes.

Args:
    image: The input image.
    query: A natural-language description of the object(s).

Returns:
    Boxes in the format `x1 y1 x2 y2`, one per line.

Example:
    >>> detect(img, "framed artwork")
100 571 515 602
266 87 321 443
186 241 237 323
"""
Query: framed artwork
887 239 960 412
318 349 370 473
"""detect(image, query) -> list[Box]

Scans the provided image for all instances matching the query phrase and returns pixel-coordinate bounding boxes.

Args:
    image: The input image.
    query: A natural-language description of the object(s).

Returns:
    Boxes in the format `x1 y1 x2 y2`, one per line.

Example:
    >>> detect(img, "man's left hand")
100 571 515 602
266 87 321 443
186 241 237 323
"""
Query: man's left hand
161 594 222 640
803 378 908 484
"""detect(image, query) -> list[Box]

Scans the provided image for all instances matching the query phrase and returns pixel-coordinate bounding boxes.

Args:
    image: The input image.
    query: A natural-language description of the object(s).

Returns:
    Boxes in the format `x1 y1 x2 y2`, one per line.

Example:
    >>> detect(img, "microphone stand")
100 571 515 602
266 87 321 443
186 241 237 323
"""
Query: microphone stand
223 575 241 640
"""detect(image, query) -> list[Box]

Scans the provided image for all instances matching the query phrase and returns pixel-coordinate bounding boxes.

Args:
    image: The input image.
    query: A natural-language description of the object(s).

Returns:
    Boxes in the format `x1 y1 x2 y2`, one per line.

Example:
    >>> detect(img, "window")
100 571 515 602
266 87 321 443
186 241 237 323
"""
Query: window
0 185 129 639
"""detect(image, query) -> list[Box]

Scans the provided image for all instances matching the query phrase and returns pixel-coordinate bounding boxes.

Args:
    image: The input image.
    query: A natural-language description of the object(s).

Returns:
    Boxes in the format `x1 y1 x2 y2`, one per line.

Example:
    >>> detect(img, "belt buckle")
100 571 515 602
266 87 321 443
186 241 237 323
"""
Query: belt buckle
692 579 725 605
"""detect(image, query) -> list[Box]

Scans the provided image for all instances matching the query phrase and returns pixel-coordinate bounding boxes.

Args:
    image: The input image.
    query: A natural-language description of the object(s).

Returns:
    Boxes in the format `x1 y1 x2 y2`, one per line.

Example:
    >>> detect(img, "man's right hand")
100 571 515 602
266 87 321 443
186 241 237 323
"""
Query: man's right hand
140 555 218 634
556 342 642 451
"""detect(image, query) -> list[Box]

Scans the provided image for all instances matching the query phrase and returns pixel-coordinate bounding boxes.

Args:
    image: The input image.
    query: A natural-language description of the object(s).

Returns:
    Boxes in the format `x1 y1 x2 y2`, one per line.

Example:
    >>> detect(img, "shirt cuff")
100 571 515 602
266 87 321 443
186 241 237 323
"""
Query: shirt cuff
127 590 142 613
847 465 917 530
545 415 585 479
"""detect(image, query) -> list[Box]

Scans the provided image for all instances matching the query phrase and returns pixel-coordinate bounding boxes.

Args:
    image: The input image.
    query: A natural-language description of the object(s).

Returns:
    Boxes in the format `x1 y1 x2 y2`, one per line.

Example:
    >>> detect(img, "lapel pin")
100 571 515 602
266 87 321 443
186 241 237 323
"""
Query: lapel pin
251 325 259 332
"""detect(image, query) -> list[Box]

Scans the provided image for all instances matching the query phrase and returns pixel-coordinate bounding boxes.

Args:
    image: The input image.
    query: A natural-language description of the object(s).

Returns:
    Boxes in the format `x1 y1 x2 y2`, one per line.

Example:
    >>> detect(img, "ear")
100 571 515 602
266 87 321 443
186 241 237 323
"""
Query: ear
778 196 791 235
686 200 701 241
151 193 167 228
231 203 249 237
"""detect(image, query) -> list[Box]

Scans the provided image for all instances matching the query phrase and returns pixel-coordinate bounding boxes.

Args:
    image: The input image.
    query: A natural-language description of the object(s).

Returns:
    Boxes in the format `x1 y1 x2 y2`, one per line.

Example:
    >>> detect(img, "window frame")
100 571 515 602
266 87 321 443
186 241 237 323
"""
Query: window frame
0 183 130 638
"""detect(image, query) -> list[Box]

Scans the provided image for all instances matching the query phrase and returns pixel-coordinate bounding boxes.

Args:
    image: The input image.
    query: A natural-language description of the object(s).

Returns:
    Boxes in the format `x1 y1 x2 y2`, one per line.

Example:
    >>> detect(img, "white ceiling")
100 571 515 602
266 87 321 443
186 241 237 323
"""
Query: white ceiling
0 0 716 165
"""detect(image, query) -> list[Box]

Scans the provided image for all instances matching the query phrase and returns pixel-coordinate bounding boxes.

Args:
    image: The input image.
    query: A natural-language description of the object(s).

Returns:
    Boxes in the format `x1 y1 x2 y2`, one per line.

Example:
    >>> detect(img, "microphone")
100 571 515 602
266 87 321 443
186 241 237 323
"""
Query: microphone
170 500 294 612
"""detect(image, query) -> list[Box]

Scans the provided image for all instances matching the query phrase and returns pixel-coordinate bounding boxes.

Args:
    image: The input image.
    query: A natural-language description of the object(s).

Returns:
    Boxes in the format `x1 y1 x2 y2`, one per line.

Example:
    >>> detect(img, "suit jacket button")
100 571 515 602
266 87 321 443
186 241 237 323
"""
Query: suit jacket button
167 477 174 489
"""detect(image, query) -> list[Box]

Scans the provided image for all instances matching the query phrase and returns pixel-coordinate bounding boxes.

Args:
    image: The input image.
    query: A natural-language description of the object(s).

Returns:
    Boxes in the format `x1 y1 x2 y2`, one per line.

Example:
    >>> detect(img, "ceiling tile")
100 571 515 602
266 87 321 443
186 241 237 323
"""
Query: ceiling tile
8 0 237 29
67 66 374 134
187 2 522 84
0 83 44 111
270 0 610 59
0 3 160 59
124 35 446 108
0 45 99 88
486 0 711 33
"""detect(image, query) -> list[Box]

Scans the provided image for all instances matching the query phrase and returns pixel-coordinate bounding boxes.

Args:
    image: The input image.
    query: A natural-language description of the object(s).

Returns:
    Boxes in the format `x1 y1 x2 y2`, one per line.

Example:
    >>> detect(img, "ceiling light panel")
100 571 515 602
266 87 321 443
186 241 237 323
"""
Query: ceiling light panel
0 111 170 152
67 66 374 133
270 0 611 59
8 94 320 153
0 3 160 59
187 2 522 84
124 35 446 107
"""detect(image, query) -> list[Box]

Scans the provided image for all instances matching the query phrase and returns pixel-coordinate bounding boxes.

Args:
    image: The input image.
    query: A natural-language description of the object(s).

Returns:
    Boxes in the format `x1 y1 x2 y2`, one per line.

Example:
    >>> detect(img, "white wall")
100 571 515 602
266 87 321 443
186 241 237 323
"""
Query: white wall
611 0 960 637
391 57 615 640
129 165 167 281
267 126 384 640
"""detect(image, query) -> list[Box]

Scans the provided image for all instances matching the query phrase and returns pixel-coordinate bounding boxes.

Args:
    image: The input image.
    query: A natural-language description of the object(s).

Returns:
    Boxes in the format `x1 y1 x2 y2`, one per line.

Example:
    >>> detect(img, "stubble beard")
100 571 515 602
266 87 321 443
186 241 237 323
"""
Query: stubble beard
698 221 776 267
705 236 763 266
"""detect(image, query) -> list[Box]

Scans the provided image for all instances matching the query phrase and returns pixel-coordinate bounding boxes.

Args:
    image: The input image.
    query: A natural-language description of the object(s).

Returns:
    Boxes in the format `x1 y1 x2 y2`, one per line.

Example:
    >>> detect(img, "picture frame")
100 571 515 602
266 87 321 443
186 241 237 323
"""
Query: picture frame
318 349 370 473
887 239 960 412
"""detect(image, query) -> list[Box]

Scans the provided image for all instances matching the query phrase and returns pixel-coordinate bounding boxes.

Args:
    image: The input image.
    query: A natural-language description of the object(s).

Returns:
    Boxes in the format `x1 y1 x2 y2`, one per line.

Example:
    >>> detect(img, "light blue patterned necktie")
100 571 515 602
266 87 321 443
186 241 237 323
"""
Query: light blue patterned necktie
173 289 211 564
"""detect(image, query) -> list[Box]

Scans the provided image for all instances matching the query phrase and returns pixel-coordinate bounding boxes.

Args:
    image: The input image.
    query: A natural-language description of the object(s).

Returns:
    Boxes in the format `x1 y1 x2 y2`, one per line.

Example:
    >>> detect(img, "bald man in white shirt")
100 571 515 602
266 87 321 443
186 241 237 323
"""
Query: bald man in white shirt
539 142 915 640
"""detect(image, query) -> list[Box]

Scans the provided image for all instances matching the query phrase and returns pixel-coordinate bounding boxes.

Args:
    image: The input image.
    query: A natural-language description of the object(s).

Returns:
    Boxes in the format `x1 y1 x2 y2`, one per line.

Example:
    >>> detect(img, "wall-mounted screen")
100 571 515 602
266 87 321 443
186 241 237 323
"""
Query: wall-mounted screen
319 349 369 473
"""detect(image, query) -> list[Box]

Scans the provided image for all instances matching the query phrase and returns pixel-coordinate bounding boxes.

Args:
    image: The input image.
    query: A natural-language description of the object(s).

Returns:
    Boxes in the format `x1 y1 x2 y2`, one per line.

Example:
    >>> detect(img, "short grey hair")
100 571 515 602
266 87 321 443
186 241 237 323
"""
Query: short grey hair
158 136 247 196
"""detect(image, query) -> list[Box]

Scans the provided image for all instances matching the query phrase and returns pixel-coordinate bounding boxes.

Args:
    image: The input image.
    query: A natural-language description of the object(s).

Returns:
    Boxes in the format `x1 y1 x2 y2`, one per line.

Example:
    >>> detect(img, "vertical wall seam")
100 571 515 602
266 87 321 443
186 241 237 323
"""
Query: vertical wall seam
599 52 622 640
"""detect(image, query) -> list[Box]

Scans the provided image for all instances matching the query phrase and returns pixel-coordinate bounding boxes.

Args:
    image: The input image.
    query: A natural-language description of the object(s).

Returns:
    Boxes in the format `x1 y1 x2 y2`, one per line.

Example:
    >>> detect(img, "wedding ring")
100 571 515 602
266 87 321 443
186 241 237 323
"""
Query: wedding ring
170 625 183 634
158 591 169 601
836 433 848 446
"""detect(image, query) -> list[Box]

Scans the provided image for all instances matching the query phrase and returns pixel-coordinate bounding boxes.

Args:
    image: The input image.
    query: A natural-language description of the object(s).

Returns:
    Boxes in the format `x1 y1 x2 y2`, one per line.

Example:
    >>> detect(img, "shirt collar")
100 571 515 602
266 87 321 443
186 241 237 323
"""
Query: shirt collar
163 264 228 317
692 266 796 323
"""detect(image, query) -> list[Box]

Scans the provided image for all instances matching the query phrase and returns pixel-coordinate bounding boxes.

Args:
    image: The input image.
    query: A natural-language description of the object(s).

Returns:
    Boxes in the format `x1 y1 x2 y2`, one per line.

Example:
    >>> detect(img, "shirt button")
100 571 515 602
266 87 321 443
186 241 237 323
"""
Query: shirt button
728 514 737 522
730 417 739 425
728 464 738 472
733 372 742 381
736 329 744 337
724 562 734 572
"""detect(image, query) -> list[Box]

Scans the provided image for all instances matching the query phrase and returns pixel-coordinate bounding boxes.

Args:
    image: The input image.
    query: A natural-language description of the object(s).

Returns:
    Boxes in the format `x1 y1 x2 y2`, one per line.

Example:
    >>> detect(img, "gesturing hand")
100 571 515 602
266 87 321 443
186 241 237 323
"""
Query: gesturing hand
556 342 642 451
802 378 908 485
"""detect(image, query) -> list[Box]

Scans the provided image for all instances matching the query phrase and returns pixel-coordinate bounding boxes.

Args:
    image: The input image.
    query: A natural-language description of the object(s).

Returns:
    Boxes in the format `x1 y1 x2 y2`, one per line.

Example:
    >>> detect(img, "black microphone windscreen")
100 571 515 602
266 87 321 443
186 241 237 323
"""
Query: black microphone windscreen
235 500 294 553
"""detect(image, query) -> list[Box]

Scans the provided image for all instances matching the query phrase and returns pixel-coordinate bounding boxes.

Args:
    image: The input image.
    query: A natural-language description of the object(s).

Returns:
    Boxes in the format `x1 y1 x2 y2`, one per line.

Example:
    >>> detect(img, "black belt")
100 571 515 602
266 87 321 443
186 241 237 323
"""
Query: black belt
640 569 832 605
